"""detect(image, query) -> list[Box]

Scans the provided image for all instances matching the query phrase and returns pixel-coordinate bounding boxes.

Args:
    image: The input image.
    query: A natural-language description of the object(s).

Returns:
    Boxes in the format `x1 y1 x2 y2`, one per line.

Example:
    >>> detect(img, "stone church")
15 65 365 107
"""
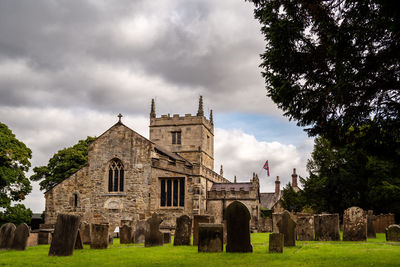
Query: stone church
44 97 263 232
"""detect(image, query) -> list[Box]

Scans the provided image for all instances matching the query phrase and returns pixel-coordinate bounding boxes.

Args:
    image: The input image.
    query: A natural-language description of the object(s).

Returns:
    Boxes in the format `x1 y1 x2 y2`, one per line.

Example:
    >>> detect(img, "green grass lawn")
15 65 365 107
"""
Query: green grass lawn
0 233 399 266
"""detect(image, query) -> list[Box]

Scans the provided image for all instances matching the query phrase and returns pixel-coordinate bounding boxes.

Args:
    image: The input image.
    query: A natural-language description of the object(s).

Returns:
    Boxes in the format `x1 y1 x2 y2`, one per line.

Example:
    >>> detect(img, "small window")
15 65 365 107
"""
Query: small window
108 159 124 192
73 193 78 208
172 131 181 145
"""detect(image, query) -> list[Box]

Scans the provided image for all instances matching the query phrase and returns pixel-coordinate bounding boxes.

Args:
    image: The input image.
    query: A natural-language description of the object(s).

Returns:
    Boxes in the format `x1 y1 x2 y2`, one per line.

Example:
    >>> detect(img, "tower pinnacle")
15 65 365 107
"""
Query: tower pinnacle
197 95 204 116
209 109 213 124
150 99 156 119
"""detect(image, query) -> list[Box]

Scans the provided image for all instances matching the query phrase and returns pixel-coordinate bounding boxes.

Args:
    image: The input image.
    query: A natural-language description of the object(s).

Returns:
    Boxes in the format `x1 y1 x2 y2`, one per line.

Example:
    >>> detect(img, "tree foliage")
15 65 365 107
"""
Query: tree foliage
303 136 400 215
0 122 32 208
31 136 96 192
0 204 32 226
281 182 305 212
249 0 400 147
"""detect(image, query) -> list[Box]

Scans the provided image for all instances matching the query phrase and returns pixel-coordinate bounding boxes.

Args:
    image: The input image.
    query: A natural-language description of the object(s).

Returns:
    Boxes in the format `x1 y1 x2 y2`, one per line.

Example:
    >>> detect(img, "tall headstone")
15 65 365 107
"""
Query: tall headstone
0 223 16 249
11 223 30 250
269 233 284 253
134 220 146 244
81 222 91 244
297 214 314 241
373 214 395 233
343 207 367 241
90 223 109 249
277 210 296 246
314 214 340 241
75 230 83 249
49 214 81 256
120 225 133 244
225 201 253 253
386 224 400 241
193 215 212 246
145 213 163 247
174 215 192 246
198 223 223 252
367 210 376 238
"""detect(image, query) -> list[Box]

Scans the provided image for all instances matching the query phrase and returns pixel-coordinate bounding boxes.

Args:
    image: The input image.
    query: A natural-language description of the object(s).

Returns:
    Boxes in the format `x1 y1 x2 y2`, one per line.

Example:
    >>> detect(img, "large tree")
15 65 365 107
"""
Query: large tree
0 204 32 226
248 0 400 147
0 122 32 208
31 136 96 192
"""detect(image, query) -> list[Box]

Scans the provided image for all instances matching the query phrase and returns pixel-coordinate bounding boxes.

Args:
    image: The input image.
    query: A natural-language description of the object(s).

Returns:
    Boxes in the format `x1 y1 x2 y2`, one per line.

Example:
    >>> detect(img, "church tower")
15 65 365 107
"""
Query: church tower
149 96 214 170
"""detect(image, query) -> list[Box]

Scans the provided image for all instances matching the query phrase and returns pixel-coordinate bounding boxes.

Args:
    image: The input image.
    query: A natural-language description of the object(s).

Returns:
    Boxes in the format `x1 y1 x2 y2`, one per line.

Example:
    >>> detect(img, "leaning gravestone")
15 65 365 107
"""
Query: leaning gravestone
49 214 81 256
145 213 163 247
193 215 212 246
225 201 253 252
11 223 30 250
314 214 340 241
269 233 284 253
174 215 192 246
0 223 16 249
74 230 83 249
134 220 146 244
343 207 367 241
367 210 376 238
198 223 223 252
386 224 400 241
277 210 296 246
120 225 133 244
297 215 314 241
81 222 91 244
90 223 109 249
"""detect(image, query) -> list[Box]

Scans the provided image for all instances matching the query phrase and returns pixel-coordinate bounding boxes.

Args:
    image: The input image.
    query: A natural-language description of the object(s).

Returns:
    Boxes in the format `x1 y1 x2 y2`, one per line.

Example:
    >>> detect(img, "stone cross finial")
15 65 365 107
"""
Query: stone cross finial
197 95 204 116
118 113 123 123
150 99 156 119
209 109 213 124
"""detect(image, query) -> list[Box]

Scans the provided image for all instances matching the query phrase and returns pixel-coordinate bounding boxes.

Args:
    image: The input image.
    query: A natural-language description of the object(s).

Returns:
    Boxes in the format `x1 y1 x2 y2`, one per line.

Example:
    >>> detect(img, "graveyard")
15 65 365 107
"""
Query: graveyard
0 232 399 266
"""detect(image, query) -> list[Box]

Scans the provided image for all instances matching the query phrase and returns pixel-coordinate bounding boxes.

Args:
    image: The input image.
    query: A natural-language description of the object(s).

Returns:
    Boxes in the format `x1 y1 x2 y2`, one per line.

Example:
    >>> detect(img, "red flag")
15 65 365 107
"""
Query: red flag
263 160 270 176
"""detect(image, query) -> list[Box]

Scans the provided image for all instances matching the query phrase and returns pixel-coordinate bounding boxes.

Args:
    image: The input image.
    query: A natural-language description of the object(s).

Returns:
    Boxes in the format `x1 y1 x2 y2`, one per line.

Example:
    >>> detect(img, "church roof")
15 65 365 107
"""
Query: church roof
154 145 192 165
210 182 253 192
260 192 281 210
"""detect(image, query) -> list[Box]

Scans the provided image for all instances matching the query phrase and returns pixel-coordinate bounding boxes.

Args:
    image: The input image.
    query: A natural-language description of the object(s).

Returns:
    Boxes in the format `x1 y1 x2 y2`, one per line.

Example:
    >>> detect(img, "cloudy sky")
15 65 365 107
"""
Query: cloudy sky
0 0 314 213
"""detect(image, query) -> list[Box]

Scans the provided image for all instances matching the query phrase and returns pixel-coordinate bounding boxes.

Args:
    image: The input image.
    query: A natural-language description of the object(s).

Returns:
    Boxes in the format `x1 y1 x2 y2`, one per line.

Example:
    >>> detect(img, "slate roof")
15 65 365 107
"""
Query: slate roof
260 192 281 209
210 182 253 192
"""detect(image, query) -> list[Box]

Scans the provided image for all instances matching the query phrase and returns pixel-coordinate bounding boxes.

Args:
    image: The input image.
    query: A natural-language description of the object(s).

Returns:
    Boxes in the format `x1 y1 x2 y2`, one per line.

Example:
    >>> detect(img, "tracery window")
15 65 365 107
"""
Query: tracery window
160 178 185 207
172 131 181 144
108 159 124 192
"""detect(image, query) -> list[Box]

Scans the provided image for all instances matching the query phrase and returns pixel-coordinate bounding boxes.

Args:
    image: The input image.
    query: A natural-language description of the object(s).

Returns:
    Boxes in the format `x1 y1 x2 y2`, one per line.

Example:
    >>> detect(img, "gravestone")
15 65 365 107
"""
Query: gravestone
49 214 81 256
225 201 253 252
269 233 284 253
297 215 314 241
75 230 83 249
11 223 30 250
38 230 52 244
367 210 376 238
90 223 109 249
198 223 223 252
27 232 39 247
163 232 171 244
343 207 367 241
109 235 113 244
174 215 192 246
193 215 212 246
314 214 340 241
120 225 133 244
134 220 146 244
81 222 91 244
0 223 16 249
386 224 400 241
272 213 283 233
277 210 296 246
145 213 163 247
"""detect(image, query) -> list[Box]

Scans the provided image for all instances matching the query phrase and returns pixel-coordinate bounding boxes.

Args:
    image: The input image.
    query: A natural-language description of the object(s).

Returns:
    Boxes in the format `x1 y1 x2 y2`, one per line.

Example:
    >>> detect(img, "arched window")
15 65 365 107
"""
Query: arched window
108 159 124 192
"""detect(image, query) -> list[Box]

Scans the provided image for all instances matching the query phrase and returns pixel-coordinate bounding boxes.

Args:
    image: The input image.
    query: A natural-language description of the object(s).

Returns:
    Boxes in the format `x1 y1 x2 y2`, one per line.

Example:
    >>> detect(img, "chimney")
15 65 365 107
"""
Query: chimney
292 168 298 188
275 176 280 196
